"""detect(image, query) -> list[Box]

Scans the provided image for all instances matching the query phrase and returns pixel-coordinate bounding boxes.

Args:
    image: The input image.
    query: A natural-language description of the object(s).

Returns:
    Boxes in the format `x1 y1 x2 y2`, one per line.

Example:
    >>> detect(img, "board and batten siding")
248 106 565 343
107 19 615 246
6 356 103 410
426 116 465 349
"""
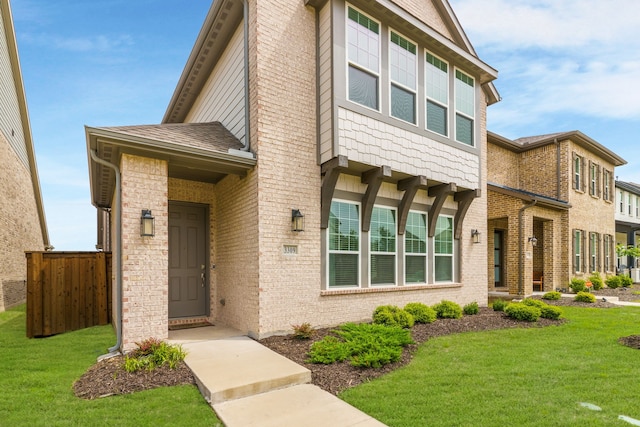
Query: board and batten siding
185 23 246 141
318 2 333 164
0 8 28 169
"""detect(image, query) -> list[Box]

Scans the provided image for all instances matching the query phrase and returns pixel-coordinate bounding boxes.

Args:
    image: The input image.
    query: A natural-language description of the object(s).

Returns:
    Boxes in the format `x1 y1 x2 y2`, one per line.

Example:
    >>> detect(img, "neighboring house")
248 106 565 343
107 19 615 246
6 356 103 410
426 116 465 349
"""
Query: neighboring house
614 180 640 276
87 0 499 351
487 131 626 296
0 0 50 311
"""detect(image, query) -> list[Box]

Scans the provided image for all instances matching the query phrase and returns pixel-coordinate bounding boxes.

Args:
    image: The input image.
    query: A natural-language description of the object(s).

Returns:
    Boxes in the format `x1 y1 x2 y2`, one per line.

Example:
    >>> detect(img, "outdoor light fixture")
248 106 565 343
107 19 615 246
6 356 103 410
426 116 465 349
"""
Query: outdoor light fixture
528 236 538 247
471 229 481 244
291 209 305 232
140 209 155 237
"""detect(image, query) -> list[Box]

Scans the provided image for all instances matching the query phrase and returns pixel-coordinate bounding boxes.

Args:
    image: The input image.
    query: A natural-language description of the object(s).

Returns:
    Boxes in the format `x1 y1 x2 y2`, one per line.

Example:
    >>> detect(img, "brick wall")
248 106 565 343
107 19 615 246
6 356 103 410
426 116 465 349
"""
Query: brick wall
0 133 44 311
119 154 168 351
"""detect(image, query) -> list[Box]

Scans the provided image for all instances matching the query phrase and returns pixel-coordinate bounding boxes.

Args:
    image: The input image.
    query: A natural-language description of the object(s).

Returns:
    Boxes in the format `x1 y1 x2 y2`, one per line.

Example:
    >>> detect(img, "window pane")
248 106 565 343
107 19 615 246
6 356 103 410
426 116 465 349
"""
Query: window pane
406 255 426 283
329 254 358 287
371 207 396 253
434 216 453 255
347 8 379 72
329 201 359 251
455 70 474 117
456 113 473 146
390 32 416 90
405 212 426 254
426 53 448 105
435 256 453 282
391 84 416 123
349 65 378 110
371 254 395 284
427 100 447 136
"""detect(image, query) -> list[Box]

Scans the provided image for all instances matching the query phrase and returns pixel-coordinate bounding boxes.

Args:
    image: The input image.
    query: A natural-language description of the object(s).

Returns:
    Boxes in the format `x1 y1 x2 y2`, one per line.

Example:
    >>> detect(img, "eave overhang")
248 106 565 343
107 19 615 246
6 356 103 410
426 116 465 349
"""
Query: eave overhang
488 182 571 211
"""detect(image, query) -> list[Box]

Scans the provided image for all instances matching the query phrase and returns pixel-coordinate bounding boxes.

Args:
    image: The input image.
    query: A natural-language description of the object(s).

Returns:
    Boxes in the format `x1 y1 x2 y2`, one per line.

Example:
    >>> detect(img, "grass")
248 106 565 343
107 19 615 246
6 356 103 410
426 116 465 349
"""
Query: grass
0 305 221 426
341 306 640 426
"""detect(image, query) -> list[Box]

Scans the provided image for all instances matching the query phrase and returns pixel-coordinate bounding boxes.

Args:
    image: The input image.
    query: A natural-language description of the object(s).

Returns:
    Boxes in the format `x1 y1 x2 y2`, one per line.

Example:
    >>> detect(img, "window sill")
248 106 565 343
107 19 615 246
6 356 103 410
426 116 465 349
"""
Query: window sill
321 282 462 296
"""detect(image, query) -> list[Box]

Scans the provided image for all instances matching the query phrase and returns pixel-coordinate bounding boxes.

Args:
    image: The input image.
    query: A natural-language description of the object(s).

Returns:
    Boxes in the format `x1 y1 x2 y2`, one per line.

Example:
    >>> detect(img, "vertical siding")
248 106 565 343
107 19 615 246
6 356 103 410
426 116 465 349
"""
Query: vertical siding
318 2 333 163
0 8 28 168
185 23 246 141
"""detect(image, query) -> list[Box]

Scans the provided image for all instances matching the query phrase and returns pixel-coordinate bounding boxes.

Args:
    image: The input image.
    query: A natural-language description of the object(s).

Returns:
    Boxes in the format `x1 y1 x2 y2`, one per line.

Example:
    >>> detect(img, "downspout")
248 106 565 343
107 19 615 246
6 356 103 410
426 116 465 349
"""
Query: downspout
89 149 122 357
555 138 560 199
518 200 537 295
241 0 251 152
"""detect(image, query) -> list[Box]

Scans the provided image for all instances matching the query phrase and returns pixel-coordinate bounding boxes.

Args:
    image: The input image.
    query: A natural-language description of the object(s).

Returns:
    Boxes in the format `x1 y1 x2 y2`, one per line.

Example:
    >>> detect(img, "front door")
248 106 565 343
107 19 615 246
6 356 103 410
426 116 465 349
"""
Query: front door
168 202 208 318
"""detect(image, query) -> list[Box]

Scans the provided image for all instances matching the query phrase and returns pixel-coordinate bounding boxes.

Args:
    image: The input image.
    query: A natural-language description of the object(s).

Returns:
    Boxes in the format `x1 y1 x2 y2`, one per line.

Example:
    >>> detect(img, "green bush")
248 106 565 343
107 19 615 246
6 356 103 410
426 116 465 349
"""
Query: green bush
307 323 413 368
292 322 316 340
372 305 415 329
463 302 479 315
570 278 586 293
124 338 186 373
588 272 604 290
574 291 596 303
540 305 563 320
504 303 541 322
404 302 437 324
432 300 463 319
492 299 507 312
521 298 546 308
542 291 561 300
621 275 634 287
605 275 622 289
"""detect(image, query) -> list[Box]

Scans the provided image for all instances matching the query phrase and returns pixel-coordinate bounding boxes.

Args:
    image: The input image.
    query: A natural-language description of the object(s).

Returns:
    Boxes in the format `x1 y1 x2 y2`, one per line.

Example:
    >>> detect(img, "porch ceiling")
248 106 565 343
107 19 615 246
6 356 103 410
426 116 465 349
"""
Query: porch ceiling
86 122 256 208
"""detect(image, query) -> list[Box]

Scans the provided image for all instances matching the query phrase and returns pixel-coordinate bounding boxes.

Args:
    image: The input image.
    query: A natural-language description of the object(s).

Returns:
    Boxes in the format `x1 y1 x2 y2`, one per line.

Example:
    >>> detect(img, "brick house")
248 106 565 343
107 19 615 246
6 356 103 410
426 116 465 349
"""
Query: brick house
0 0 50 311
487 131 626 296
615 180 640 279
86 0 499 351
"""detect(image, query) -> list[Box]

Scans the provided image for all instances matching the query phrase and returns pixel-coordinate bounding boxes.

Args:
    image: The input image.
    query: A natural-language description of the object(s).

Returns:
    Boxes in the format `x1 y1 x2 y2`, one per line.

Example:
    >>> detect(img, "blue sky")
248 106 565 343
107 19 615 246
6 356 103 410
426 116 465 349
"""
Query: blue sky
11 0 640 250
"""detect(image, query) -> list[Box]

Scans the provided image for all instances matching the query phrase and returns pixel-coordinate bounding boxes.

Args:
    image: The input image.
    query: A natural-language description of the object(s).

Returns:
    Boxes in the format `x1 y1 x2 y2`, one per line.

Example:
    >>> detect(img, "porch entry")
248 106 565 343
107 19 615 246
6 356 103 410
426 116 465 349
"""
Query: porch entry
168 202 209 318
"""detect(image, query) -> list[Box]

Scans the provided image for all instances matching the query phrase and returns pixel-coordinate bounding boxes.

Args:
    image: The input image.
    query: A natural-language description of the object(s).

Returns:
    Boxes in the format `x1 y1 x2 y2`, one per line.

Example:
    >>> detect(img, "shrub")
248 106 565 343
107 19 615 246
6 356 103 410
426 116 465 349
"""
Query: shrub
372 305 414 329
432 300 463 319
404 302 437 324
570 278 586 293
621 275 634 288
504 303 541 322
292 322 316 340
540 305 563 320
124 338 186 373
492 299 507 312
574 291 596 303
463 302 479 315
542 291 561 300
521 298 546 308
307 323 413 368
588 273 604 290
605 275 622 289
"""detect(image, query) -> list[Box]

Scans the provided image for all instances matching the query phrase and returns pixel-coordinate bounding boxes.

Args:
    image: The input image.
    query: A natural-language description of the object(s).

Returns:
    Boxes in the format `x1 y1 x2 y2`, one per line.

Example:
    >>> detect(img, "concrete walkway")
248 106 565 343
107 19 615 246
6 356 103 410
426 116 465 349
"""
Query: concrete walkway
168 326 386 427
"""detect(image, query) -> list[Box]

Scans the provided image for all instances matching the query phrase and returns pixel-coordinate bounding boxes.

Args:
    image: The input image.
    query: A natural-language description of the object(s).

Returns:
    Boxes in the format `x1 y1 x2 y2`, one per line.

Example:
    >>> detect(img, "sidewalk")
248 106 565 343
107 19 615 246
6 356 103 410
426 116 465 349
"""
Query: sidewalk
168 325 386 427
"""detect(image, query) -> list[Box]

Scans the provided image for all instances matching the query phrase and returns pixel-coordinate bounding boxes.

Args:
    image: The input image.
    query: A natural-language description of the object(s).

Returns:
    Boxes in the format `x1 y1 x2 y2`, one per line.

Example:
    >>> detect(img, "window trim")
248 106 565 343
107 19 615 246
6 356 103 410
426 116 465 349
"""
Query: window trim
346 4 381 112
388 29 418 125
433 215 455 283
404 210 427 285
327 199 361 288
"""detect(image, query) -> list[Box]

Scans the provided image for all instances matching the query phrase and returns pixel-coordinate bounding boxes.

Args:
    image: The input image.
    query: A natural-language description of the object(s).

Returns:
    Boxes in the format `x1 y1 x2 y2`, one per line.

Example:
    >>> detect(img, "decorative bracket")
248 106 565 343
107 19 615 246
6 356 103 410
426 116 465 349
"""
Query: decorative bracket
361 165 392 232
397 175 428 235
427 183 457 237
454 189 481 239
320 155 348 229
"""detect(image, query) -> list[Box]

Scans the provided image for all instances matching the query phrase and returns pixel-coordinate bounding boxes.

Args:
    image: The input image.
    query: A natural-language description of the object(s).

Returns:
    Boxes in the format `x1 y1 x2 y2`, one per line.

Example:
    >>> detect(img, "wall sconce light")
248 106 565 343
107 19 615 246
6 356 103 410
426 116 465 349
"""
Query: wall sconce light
471 229 481 244
140 209 155 237
291 209 304 232
528 236 538 247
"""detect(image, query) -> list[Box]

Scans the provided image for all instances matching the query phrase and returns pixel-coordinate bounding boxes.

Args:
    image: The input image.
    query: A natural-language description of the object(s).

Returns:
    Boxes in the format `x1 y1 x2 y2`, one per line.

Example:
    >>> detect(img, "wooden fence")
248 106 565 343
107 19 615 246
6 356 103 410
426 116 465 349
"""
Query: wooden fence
26 252 112 338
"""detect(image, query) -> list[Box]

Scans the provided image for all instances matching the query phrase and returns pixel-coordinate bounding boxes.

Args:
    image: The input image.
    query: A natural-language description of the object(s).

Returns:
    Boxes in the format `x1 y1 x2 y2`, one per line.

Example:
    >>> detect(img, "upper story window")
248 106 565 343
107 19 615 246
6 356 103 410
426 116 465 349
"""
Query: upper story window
573 154 583 191
620 191 624 213
425 52 448 136
328 200 360 287
636 196 639 217
347 7 380 111
370 207 397 285
589 162 599 197
603 169 611 201
455 70 475 146
629 194 633 215
389 31 417 124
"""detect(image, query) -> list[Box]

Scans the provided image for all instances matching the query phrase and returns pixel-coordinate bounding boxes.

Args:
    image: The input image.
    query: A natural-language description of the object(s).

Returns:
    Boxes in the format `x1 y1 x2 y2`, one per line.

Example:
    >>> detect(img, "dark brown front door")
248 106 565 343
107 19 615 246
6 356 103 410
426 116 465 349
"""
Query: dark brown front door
168 202 208 318
494 230 504 287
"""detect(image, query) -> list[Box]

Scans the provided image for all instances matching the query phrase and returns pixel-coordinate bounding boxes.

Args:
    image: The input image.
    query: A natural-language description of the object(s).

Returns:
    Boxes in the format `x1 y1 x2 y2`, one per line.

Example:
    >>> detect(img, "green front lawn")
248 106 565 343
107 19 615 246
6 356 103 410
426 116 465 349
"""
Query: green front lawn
342 306 640 426
0 305 220 427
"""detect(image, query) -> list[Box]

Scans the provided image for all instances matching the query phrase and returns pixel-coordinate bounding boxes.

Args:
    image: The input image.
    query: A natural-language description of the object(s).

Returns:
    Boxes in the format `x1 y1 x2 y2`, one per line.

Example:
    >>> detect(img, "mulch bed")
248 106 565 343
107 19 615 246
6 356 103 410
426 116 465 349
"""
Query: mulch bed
73 289 640 399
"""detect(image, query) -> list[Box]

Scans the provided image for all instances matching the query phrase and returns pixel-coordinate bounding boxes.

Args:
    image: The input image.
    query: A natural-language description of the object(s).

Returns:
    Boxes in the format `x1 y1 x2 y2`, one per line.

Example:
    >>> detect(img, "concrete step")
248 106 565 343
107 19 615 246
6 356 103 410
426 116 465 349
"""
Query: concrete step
181 336 311 404
213 384 387 427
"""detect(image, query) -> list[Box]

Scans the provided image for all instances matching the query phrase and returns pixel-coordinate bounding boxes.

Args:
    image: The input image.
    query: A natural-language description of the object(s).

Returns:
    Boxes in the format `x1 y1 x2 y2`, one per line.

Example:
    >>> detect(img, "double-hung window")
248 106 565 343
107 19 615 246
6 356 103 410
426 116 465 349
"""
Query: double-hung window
405 212 427 283
370 207 396 285
574 229 583 273
389 31 416 124
603 169 611 201
425 52 448 136
590 232 599 272
573 155 582 191
328 201 360 287
629 194 633 215
347 7 380 110
636 197 639 217
434 216 454 282
619 191 624 213
604 234 612 272
589 163 598 196
455 69 475 146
